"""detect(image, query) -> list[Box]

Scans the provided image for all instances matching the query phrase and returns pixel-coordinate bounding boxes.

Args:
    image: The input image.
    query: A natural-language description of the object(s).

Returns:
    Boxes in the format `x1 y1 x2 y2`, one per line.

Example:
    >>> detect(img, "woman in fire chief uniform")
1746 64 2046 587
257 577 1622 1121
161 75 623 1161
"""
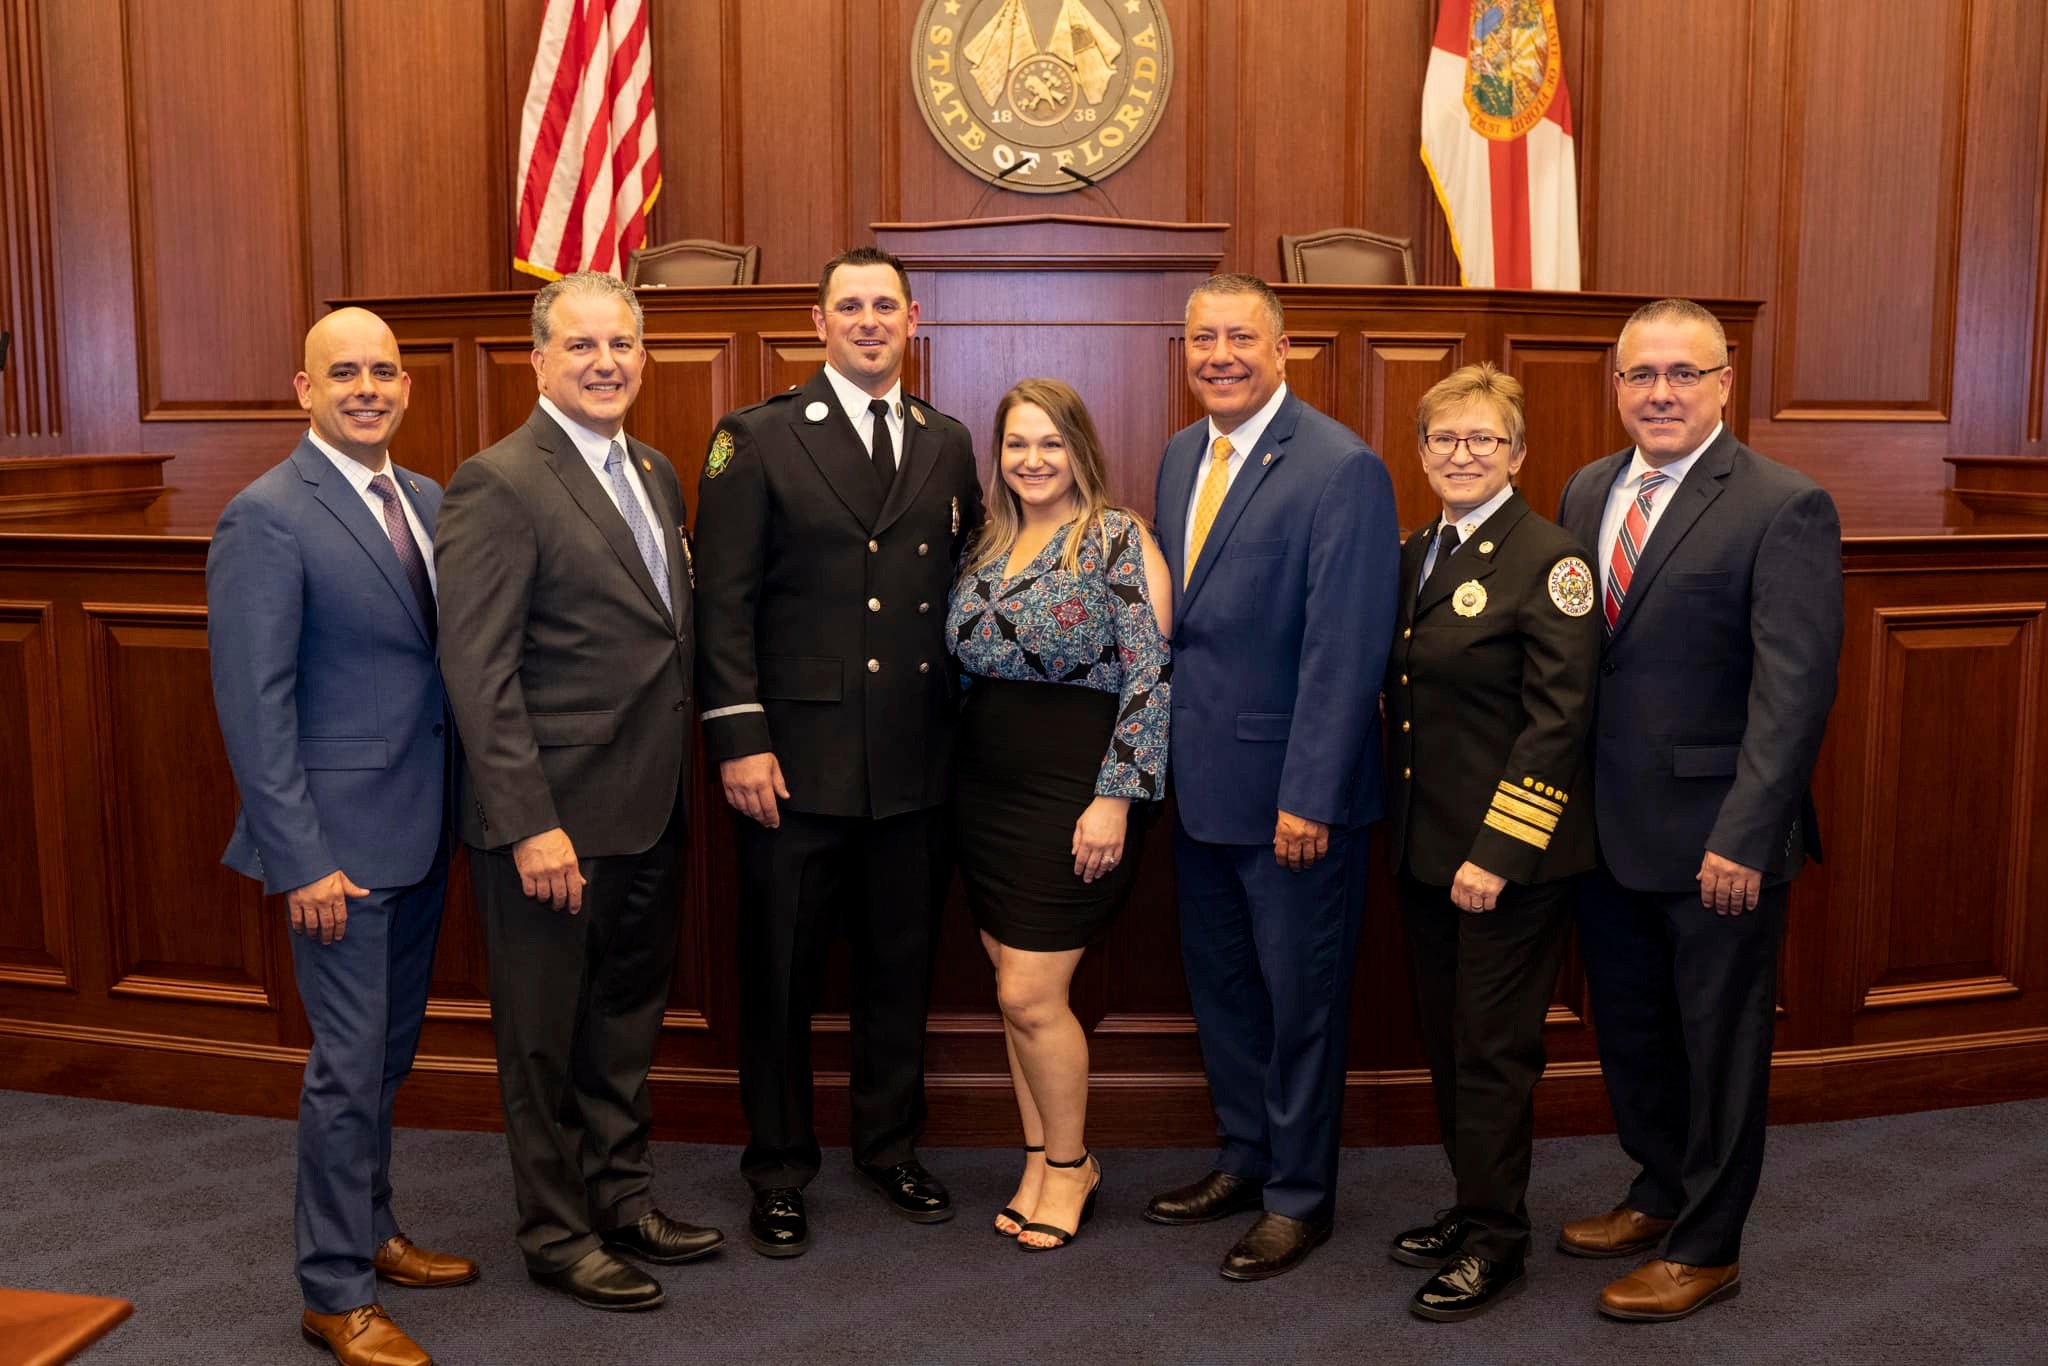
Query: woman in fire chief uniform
1382 363 1602 1322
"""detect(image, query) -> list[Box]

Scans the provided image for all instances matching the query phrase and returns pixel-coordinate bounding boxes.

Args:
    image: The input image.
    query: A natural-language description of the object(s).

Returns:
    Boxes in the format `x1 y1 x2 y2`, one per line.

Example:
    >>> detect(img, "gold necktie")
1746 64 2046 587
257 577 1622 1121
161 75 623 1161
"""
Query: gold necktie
1186 436 1234 586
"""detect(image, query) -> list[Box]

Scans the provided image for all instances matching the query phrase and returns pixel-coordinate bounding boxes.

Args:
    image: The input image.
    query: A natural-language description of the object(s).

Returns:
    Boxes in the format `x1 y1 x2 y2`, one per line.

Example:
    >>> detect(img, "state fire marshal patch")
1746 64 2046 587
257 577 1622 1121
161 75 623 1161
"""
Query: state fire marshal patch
913 0 1175 194
1548 555 1594 616
705 429 735 480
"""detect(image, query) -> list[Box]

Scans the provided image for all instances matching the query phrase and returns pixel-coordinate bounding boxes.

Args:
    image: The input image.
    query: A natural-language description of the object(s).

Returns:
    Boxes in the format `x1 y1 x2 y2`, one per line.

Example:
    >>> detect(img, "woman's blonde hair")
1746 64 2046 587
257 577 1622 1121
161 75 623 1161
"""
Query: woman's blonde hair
966 378 1117 577
1415 362 1527 451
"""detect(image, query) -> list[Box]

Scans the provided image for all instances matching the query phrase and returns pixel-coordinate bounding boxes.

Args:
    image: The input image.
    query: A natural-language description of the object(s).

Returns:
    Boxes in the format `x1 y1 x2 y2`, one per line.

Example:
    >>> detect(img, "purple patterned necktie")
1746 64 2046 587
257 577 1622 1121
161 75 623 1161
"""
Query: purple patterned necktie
367 473 436 639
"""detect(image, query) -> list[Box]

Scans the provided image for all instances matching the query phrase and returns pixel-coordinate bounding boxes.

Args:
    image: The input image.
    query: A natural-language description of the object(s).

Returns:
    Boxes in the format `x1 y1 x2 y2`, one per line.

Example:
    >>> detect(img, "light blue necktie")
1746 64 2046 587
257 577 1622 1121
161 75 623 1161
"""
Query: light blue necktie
603 440 672 614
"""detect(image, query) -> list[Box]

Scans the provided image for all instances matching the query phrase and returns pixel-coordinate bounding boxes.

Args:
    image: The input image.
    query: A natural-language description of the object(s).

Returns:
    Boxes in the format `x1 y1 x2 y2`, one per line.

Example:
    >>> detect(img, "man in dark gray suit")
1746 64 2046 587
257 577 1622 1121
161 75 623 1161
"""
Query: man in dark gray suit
436 271 721 1312
1555 298 1843 1322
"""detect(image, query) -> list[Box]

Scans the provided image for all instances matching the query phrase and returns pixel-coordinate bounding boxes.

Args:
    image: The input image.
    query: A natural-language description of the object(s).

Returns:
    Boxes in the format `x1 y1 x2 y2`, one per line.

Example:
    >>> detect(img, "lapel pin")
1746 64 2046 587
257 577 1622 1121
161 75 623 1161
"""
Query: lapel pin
911 404 927 428
406 477 420 493
641 458 652 472
1478 540 1494 554
1261 453 1272 466
805 400 829 422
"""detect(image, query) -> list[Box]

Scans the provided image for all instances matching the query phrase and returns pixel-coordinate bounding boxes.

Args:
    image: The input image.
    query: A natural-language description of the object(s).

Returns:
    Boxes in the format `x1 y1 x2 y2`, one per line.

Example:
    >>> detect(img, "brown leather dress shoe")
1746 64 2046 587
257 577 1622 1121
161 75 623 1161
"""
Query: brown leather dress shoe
300 1304 432 1366
1557 1205 1675 1259
1144 1170 1265 1226
1598 1258 1741 1321
1218 1212 1331 1281
372 1235 479 1288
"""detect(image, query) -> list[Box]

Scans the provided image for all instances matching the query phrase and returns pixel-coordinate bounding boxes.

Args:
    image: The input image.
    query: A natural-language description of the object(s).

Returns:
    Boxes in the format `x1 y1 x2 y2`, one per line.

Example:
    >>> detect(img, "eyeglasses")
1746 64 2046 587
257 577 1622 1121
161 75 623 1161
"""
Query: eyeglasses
1617 364 1727 389
1422 432 1504 457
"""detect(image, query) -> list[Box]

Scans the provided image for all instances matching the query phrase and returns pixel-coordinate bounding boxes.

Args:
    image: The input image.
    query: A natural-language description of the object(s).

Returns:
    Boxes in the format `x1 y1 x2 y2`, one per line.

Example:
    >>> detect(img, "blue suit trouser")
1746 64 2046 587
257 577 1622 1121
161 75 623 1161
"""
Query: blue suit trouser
1577 864 1787 1266
290 848 448 1313
1174 817 1369 1222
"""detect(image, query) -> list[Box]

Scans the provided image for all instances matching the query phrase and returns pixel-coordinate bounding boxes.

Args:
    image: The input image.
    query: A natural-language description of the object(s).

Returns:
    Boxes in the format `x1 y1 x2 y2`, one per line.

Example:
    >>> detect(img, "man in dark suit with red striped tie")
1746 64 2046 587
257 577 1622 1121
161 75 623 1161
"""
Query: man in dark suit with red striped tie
1555 298 1843 1322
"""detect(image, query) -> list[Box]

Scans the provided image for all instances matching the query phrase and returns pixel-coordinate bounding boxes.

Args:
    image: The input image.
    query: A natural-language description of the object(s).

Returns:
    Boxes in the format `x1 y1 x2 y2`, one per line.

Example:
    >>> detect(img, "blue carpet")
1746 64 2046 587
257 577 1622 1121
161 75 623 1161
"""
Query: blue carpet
1 1090 2041 1364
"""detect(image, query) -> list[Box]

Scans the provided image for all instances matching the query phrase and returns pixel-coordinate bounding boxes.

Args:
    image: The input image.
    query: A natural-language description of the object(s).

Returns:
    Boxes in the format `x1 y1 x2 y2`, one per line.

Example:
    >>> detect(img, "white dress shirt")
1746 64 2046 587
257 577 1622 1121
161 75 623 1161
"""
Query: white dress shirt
1596 422 1721 599
538 395 667 577
1417 481 1517 593
1183 382 1290 569
306 429 436 593
823 364 906 470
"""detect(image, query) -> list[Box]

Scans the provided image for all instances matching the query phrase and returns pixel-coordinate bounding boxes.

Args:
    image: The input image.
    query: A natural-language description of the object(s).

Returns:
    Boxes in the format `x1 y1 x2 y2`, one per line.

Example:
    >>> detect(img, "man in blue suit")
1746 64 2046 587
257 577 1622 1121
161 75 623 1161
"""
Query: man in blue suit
1145 274 1400 1280
209 308 472 1366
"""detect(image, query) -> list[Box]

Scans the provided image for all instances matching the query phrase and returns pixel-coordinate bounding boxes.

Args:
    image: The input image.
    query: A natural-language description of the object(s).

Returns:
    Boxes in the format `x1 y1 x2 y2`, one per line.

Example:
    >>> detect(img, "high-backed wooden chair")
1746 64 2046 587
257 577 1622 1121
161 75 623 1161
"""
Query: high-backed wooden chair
1278 228 1415 286
626 239 760 287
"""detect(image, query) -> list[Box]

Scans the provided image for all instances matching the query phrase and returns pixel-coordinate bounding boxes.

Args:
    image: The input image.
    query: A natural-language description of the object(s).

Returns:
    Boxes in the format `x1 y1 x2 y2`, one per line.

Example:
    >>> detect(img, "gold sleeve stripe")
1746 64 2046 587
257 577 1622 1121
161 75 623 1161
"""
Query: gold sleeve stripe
1490 792 1560 832
1502 781 1563 814
1484 809 1554 850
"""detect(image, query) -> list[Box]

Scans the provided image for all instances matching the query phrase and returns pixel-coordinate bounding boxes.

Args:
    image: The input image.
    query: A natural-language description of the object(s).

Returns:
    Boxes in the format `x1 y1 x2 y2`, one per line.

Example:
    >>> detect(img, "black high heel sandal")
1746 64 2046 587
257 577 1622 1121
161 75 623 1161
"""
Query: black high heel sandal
1018 1151 1100 1252
994 1145 1045 1236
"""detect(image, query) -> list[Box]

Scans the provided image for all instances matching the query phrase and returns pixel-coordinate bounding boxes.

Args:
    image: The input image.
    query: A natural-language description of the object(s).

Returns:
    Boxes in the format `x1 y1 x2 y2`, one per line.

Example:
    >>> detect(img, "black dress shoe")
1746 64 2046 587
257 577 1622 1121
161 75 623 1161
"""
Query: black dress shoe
749 1187 810 1258
602 1208 725 1265
528 1247 663 1311
1219 1212 1331 1281
1144 1170 1265 1226
859 1159 954 1223
1410 1251 1527 1322
1390 1211 1473 1268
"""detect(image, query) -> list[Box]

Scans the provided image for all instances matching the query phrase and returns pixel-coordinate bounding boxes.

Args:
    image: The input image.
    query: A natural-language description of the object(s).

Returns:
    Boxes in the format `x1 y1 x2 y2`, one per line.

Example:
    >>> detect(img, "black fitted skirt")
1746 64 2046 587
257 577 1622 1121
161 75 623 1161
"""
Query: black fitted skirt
955 678 1149 952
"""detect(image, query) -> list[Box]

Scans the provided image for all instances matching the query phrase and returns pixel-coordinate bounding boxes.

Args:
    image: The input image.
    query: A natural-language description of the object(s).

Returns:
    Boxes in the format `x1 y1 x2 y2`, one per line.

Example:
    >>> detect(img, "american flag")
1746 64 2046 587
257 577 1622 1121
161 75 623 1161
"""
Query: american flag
513 0 661 281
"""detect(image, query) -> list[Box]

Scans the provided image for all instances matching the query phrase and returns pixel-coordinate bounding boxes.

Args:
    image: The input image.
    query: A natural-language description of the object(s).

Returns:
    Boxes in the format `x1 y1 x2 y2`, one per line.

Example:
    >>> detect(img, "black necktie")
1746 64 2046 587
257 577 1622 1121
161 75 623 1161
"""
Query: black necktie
867 398 895 489
1418 523 1462 603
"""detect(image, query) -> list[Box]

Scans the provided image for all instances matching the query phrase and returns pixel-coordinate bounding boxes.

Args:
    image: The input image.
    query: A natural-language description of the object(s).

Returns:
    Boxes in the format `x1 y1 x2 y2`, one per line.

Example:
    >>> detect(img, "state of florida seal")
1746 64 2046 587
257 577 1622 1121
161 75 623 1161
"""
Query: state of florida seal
913 0 1174 194
1463 0 1563 142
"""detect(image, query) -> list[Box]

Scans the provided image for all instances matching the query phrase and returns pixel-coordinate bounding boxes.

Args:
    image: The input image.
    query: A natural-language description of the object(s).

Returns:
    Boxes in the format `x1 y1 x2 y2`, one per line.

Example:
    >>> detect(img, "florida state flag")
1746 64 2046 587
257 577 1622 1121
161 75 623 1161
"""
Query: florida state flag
1420 0 1581 289
514 0 661 281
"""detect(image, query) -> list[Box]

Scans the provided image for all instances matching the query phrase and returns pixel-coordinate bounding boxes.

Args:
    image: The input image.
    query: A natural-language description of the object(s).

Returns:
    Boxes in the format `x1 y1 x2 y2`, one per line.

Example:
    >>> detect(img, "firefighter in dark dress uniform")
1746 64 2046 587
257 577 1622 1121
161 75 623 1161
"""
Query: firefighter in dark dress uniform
692 246 985 1258
1382 363 1602 1321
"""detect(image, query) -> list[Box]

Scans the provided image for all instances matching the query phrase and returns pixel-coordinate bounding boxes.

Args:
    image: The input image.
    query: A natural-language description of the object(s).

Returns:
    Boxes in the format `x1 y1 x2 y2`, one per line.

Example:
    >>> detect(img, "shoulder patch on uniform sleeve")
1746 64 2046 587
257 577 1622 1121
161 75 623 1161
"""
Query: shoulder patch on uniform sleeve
705 429 736 479
1548 556 1595 616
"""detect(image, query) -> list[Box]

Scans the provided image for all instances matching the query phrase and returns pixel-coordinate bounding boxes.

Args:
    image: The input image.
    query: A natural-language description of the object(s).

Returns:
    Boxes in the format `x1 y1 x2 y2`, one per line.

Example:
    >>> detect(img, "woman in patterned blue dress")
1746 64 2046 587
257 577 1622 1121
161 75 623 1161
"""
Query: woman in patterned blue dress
949 378 1172 1252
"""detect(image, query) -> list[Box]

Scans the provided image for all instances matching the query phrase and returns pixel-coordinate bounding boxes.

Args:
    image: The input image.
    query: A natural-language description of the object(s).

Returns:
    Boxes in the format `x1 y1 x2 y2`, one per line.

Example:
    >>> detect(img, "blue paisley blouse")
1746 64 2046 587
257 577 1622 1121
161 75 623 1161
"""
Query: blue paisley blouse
947 509 1171 800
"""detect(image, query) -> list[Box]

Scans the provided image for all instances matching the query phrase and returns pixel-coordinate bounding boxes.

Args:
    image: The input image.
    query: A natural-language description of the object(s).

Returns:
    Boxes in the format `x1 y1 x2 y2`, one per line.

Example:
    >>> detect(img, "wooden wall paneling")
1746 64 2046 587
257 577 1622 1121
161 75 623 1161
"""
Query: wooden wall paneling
646 0 737 256
1588 0 1751 299
1358 330 1464 524
737 0 846 283
388 341 460 488
476 337 541 453
1771 0 1968 421
424 847 491 1020
0 600 70 988
633 334 737 513
757 333 828 406
1946 0 2048 454
1359 0 1434 281
1501 333 1625 528
1279 330 1337 431
334 0 504 298
1232 0 1360 284
83 603 278 1011
1853 602 2043 1018
0 0 59 442
120 0 313 419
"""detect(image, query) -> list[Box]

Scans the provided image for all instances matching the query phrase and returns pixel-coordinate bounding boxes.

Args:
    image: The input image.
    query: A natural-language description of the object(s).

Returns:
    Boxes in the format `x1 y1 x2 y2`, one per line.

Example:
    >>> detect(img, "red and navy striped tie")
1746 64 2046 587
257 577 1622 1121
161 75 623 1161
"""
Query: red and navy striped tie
1603 470 1670 632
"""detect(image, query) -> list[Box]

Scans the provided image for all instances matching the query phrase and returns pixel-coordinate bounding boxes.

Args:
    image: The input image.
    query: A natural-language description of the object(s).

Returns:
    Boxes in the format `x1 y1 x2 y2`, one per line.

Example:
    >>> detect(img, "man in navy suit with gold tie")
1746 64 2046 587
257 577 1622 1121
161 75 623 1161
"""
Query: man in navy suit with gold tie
209 309 474 1366
1556 298 1842 1321
1146 273 1399 1280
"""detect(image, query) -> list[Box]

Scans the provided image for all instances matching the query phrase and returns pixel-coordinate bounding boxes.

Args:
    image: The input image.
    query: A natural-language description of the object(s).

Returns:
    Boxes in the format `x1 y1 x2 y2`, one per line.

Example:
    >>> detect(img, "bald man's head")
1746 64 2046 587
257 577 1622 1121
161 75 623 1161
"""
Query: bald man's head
295 308 410 468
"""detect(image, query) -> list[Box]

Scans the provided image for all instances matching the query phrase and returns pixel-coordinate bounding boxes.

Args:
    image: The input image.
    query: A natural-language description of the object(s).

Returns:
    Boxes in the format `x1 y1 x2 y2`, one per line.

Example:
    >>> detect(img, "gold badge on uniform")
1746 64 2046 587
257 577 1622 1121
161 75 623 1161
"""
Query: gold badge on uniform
1452 581 1488 617
1547 556 1595 617
705 429 735 479
910 403 926 427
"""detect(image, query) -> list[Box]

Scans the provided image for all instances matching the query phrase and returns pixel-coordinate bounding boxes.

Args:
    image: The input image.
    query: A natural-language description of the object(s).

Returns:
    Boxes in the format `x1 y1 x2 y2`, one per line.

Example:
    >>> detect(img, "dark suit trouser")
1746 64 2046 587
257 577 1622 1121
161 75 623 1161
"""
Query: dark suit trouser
736 806 950 1191
1174 818 1369 1222
1397 870 1574 1263
291 848 448 1313
1577 864 1787 1266
474 803 682 1272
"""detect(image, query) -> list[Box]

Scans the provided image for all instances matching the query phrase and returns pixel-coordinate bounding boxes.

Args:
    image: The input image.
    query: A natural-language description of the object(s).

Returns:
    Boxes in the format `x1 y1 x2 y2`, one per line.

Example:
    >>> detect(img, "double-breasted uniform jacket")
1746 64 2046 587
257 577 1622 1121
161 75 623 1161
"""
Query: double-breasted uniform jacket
694 367 985 820
1385 491 1602 887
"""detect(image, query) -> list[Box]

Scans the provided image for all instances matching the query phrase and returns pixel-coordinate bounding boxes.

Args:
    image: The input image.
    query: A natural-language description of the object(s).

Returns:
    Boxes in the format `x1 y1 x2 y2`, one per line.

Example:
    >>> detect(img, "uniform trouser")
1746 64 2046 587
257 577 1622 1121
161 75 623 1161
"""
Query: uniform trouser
735 805 950 1192
1174 818 1369 1223
1397 870 1575 1264
1577 863 1788 1266
473 802 682 1273
292 846 448 1313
